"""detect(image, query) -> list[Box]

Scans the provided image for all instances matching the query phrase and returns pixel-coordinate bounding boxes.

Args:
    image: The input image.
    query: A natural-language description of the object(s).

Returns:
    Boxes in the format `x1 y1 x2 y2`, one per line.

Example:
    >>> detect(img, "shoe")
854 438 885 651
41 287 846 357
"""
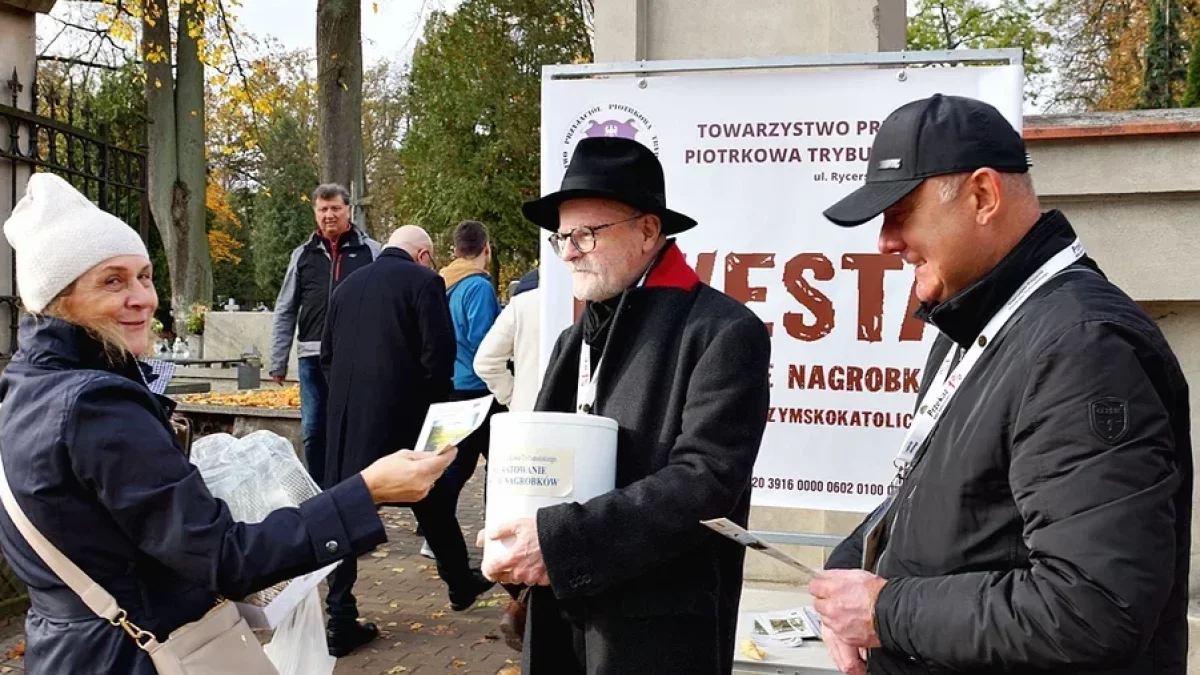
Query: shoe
449 569 496 611
420 540 436 559
326 620 379 658
499 599 527 652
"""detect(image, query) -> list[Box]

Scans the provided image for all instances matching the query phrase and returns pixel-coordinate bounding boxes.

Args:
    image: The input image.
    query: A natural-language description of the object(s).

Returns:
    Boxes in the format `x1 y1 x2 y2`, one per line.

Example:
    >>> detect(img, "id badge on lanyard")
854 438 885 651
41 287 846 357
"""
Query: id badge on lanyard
575 262 656 415
861 238 1086 571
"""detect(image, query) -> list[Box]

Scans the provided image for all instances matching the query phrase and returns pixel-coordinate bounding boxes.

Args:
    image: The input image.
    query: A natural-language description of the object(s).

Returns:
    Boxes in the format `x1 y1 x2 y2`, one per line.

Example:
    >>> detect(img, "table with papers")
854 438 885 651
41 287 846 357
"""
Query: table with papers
733 586 839 675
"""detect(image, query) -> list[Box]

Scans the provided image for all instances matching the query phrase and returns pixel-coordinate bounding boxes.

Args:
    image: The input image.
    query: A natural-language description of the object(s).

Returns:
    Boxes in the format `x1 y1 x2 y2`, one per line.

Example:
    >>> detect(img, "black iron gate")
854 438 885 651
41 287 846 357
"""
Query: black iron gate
0 67 148 358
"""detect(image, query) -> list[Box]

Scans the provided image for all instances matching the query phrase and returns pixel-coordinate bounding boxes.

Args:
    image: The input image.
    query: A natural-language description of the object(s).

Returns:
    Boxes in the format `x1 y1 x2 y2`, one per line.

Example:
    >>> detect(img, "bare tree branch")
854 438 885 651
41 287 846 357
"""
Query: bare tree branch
37 54 123 71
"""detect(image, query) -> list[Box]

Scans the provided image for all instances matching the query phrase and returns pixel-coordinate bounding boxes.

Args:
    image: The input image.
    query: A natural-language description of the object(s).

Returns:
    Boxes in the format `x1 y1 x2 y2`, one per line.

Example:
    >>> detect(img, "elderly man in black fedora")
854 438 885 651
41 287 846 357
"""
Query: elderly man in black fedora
480 136 772 675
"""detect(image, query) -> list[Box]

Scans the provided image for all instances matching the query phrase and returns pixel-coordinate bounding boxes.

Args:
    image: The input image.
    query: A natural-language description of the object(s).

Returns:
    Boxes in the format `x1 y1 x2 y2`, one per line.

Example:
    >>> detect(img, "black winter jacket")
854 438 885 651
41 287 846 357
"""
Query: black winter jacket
827 211 1192 675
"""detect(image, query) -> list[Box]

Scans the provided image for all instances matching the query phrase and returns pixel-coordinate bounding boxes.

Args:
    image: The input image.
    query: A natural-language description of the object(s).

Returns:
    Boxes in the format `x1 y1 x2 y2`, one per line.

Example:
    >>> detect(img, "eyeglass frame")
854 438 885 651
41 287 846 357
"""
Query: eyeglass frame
547 213 645 256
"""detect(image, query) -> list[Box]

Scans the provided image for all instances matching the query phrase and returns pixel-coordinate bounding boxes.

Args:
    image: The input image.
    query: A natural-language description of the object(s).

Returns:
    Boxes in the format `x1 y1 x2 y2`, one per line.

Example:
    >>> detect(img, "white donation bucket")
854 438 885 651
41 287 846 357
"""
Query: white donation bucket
483 411 619 571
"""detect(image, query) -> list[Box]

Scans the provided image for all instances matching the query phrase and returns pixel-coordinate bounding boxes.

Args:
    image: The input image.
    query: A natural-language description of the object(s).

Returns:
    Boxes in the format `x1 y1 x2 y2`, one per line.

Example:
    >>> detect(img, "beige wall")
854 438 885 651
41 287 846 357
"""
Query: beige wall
594 0 906 62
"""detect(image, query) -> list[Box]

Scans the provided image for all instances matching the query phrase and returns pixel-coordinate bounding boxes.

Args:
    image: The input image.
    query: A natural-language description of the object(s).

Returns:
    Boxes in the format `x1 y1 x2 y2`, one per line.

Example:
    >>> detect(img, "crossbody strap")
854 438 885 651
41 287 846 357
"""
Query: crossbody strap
0 443 158 648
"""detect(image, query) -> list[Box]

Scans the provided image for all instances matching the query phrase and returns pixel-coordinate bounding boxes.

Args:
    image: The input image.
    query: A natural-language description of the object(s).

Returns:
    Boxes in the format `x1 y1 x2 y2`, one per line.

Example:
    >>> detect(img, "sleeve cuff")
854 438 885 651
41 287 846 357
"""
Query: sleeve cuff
537 503 598 598
299 475 387 565
875 576 912 656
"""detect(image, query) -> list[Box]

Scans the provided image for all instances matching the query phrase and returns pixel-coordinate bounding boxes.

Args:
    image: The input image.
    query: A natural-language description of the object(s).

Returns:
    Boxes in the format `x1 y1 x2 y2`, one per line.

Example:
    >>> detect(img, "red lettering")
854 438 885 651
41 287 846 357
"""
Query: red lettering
864 367 882 392
807 365 826 390
846 366 864 392
725 253 775 336
885 368 901 392
842 253 904 342
904 368 921 393
685 251 718 286
782 253 835 341
829 366 844 391
788 365 805 390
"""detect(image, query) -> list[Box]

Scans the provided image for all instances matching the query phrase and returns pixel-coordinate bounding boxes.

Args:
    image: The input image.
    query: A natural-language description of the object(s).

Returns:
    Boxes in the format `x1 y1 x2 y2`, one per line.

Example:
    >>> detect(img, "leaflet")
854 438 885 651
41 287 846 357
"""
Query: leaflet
700 518 818 579
414 395 495 454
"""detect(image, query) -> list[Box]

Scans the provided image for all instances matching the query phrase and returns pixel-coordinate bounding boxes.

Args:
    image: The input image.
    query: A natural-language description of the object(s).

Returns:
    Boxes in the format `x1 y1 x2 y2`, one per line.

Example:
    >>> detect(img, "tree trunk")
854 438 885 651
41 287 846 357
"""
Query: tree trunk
175 0 213 321
142 0 180 330
142 0 213 335
316 0 366 222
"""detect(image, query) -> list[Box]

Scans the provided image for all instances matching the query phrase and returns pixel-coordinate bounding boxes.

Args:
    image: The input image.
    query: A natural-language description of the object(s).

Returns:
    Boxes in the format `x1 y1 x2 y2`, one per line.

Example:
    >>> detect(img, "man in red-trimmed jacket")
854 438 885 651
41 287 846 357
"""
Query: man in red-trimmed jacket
481 137 773 675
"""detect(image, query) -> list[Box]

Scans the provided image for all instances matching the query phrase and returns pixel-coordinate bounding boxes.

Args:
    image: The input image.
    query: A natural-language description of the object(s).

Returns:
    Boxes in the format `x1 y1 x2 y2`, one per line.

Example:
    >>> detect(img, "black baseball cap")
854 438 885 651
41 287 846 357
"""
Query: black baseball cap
823 94 1030 228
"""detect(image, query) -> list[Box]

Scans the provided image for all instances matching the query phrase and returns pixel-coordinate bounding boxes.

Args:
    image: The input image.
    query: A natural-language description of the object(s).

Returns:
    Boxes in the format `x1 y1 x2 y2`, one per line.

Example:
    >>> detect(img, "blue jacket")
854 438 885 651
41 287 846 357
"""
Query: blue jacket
440 260 501 392
0 316 387 674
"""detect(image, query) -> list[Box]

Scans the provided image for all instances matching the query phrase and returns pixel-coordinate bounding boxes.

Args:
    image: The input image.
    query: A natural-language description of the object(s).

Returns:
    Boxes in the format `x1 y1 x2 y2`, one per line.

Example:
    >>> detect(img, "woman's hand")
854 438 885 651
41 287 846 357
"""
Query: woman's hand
360 447 456 504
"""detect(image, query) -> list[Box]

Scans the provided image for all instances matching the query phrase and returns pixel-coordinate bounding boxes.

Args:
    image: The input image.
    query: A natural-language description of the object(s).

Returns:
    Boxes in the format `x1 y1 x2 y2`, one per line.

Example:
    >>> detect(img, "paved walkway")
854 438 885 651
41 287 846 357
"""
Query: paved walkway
0 472 521 675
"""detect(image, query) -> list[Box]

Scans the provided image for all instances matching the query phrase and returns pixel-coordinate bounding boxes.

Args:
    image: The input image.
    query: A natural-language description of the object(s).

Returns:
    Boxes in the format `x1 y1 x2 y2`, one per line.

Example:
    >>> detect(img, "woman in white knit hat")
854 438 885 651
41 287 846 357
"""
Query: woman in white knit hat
0 174 455 674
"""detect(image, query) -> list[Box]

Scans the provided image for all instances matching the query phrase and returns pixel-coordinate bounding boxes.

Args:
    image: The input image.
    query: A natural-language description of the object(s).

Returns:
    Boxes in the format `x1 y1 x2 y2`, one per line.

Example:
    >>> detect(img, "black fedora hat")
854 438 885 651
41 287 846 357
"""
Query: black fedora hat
522 137 697 235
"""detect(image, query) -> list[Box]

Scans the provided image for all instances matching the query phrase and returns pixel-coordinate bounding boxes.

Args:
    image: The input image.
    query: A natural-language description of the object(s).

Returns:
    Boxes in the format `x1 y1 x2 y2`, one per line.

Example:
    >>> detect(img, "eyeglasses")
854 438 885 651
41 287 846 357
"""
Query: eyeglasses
548 213 643 256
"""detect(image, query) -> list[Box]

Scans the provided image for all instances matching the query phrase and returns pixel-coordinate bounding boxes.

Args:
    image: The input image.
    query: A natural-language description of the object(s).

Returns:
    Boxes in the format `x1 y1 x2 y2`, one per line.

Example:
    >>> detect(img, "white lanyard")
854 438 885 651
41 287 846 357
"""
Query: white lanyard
577 347 601 414
888 238 1085 486
575 261 657 414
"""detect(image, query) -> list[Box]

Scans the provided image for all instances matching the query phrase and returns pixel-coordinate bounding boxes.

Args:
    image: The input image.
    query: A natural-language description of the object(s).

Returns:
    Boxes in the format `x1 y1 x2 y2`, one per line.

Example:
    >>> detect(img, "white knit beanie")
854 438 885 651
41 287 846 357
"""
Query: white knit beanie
3 173 149 313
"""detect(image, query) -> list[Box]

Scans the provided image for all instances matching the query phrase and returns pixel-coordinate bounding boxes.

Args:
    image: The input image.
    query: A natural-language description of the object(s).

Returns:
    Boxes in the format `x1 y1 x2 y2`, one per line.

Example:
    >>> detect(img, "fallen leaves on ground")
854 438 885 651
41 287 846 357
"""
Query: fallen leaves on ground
409 622 424 631
740 638 766 661
5 641 23 660
391 567 406 574
497 662 521 675
431 610 445 618
179 386 301 409
386 667 408 674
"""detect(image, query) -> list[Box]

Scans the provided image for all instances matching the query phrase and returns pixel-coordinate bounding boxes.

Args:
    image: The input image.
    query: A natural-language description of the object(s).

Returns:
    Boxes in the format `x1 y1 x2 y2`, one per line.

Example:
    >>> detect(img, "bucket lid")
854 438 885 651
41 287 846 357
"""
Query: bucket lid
492 411 619 432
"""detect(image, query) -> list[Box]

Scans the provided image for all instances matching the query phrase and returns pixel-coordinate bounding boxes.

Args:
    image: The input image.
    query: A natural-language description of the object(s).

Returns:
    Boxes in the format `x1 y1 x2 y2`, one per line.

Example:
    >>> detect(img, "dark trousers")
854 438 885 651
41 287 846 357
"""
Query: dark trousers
327 392 502 619
326 555 360 624
418 391 505 586
297 355 328 486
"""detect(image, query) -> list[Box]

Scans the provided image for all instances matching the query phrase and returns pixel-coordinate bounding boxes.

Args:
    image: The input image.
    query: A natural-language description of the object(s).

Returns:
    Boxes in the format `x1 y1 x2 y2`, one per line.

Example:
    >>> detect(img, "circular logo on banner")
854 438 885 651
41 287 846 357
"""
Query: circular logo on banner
561 104 659 168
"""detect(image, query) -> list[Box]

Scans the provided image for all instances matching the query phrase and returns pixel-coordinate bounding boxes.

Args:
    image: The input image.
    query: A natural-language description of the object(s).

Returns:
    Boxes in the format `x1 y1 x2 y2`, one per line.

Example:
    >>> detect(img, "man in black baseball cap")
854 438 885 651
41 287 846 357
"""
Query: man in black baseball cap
809 93 1192 675
824 93 1030 228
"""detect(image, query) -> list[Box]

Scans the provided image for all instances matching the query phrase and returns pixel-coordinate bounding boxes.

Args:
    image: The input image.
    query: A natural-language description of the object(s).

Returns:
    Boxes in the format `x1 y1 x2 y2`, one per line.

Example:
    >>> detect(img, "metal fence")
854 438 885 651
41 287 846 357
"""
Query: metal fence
0 67 148 358
0 66 149 615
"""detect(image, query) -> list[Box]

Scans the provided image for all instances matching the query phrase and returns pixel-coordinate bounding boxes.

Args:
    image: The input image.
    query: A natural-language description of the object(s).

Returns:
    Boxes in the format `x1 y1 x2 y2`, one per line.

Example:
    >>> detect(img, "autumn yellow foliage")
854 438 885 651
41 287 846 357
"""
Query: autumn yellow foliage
180 385 300 409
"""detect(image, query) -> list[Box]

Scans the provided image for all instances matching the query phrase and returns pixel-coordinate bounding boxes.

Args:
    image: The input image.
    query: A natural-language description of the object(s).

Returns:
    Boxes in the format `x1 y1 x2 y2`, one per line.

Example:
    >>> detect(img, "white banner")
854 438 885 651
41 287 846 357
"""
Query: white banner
538 62 1023 512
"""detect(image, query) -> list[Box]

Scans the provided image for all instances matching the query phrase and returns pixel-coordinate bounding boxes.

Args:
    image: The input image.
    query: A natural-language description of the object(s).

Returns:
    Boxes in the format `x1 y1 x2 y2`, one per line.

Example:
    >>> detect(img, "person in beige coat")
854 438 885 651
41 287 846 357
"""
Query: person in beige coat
474 271 541 413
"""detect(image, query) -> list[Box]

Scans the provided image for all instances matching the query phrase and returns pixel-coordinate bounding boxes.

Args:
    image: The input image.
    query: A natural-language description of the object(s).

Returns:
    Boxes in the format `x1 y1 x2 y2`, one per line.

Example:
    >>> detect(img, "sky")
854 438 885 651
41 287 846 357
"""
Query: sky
236 0 460 68
36 0 460 71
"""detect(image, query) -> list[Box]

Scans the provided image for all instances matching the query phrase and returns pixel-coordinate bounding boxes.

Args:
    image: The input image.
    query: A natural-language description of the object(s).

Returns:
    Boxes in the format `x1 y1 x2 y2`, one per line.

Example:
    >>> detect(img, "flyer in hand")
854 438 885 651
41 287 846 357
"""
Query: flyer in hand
415 395 495 454
700 518 818 580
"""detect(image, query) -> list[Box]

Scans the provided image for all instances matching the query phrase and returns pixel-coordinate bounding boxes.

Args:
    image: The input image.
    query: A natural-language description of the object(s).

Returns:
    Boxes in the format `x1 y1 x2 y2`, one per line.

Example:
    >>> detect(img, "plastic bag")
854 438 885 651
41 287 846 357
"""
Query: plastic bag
191 431 334 675
262 590 336 675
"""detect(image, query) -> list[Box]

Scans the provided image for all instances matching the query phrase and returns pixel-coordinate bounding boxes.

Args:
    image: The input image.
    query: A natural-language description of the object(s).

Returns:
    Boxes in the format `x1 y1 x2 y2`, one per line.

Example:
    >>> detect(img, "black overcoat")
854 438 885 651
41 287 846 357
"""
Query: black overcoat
321 247 457 485
523 242 772 675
